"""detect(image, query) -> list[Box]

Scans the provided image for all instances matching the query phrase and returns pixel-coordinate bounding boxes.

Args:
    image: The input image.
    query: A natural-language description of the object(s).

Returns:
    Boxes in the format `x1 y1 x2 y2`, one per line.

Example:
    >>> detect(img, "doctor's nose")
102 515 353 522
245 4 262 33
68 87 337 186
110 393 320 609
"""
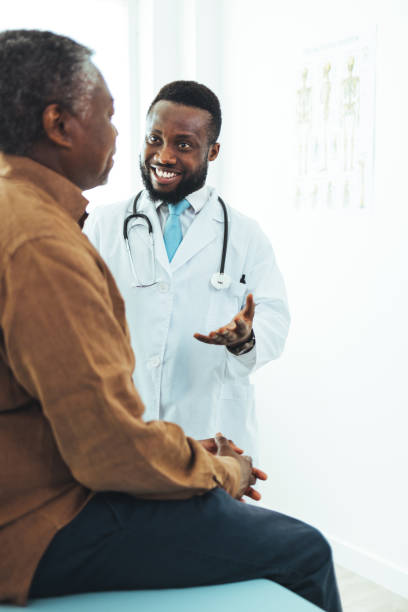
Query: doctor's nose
154 145 177 166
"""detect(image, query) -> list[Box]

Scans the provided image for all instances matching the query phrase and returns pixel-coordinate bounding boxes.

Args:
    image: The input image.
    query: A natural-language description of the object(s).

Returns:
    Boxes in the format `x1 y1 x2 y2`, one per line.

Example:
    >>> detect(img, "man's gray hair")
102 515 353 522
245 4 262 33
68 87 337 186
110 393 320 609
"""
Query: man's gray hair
0 29 99 155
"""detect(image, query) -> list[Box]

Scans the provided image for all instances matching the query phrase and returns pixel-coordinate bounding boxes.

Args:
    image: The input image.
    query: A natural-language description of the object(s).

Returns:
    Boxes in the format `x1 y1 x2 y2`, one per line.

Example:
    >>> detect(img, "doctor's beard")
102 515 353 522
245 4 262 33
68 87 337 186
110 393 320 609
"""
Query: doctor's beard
139 156 208 204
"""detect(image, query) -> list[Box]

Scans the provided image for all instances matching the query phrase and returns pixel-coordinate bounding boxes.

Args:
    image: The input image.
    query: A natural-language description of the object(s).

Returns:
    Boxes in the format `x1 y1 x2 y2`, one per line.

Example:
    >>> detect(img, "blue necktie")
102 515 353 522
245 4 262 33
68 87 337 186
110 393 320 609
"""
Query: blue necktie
163 199 189 262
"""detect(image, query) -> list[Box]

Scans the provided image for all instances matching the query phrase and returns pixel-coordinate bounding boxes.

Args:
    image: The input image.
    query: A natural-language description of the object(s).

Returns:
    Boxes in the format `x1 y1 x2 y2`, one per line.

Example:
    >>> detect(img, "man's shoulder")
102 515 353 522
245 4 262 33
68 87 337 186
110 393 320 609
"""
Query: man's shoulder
0 177 76 252
0 180 89 280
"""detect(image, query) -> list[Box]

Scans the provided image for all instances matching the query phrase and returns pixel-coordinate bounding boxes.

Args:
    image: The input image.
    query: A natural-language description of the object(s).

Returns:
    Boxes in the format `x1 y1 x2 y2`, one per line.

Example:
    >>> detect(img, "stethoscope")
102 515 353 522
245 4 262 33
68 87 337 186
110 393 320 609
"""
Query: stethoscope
123 191 232 289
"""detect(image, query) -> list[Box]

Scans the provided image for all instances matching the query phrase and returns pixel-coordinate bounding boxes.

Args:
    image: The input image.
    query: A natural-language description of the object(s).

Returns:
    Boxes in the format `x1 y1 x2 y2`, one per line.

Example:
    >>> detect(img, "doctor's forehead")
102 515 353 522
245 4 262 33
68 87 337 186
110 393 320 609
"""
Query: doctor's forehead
146 100 211 136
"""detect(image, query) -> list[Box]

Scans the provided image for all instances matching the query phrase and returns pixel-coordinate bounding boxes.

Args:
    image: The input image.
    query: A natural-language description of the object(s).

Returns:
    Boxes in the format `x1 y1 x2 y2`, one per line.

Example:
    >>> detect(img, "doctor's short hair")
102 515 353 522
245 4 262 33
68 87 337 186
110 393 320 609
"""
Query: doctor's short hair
148 80 222 144
0 29 98 156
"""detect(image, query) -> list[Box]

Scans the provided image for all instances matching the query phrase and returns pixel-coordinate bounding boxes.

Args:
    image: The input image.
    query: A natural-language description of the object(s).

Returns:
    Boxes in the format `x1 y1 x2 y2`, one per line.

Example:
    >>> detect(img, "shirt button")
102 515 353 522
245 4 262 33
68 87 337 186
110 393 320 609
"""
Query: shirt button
158 282 169 293
148 356 161 368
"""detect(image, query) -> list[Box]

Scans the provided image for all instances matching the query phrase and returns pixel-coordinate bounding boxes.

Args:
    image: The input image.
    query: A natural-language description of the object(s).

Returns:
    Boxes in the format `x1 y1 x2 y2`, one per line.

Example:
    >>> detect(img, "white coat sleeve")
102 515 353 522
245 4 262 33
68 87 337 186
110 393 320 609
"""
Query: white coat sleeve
224 222 290 379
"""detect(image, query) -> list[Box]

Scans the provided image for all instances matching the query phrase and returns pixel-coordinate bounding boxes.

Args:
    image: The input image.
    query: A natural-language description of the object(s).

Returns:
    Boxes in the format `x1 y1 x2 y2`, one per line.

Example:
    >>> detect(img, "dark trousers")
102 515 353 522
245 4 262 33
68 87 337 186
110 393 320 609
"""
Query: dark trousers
30 489 342 612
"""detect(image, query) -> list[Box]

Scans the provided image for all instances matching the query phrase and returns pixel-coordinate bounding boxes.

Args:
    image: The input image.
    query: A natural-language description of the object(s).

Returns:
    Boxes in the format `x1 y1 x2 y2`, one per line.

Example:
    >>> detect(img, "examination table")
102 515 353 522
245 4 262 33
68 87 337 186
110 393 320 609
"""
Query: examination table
0 579 320 610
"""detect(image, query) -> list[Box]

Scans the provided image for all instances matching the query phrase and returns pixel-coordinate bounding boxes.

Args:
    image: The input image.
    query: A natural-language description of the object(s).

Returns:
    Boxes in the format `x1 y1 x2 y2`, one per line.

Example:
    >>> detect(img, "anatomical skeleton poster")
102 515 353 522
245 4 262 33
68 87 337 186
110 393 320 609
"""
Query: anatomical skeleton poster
294 31 376 211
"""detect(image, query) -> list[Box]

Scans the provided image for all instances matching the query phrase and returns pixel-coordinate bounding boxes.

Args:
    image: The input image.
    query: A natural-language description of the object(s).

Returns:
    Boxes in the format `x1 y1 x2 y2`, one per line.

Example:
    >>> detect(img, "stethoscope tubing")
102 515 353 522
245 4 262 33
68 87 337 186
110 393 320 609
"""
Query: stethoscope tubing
123 191 229 277
217 196 228 276
123 192 151 240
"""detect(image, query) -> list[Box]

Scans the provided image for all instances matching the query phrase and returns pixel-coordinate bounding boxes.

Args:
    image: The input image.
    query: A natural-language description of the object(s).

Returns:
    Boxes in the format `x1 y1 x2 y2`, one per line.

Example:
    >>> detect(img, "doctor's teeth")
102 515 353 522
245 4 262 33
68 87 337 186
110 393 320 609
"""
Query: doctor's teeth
156 168 176 178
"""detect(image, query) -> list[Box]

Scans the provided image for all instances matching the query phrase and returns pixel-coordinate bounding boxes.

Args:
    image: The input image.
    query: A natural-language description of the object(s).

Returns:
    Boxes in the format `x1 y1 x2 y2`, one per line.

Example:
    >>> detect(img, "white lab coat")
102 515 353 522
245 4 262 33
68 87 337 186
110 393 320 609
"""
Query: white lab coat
83 187 290 460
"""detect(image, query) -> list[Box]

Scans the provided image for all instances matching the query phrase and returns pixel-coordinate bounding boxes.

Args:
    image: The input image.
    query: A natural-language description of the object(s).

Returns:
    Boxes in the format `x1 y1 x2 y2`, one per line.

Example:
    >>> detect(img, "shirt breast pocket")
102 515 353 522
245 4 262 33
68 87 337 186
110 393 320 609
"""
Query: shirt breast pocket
205 280 247 331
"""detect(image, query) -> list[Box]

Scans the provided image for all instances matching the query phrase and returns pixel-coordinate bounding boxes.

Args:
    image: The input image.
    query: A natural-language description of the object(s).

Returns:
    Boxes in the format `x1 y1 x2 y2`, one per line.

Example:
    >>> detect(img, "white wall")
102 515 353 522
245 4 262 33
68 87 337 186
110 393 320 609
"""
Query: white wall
217 0 408 598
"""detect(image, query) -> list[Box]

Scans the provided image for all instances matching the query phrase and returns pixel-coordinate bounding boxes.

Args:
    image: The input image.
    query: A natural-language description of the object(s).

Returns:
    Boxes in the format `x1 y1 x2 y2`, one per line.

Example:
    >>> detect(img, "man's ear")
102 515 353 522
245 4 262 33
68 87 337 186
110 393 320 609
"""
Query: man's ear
208 142 220 162
42 104 73 149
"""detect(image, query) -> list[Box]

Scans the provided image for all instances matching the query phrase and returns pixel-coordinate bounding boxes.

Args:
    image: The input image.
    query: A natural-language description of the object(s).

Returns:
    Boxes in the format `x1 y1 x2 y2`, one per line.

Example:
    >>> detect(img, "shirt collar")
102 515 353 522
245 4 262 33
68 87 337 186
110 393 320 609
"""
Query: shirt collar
153 184 211 214
0 153 88 223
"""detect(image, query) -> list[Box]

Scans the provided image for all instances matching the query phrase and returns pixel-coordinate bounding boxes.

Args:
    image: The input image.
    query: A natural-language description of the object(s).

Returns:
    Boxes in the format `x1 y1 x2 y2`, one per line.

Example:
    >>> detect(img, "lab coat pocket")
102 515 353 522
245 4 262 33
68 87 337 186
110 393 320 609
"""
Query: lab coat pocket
229 281 247 299
205 281 247 331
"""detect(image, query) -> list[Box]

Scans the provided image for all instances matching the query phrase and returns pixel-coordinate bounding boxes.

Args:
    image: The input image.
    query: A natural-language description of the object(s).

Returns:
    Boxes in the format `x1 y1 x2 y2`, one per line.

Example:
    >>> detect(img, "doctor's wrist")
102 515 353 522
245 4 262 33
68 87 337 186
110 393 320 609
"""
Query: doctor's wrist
227 329 255 356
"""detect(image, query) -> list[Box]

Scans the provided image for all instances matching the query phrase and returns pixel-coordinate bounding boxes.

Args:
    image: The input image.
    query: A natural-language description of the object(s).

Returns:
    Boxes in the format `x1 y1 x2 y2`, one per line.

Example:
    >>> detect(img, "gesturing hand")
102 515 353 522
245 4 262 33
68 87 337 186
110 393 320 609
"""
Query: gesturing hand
194 294 255 348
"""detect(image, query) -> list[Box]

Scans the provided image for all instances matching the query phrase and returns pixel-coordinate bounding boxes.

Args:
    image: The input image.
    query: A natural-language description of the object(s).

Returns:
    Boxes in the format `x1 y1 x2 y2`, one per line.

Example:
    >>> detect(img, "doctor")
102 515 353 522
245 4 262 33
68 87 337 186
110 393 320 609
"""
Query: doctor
84 80 290 460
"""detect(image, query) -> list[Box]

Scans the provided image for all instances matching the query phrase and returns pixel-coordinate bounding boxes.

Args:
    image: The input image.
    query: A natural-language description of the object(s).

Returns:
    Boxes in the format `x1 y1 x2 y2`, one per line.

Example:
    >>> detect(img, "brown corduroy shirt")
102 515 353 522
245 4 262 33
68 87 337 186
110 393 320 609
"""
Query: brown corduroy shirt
0 154 240 605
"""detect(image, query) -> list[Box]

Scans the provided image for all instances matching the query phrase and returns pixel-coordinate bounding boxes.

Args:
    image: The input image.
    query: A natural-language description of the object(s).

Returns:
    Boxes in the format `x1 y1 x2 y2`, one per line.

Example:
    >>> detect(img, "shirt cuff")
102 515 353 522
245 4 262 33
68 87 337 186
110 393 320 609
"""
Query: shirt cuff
226 329 255 356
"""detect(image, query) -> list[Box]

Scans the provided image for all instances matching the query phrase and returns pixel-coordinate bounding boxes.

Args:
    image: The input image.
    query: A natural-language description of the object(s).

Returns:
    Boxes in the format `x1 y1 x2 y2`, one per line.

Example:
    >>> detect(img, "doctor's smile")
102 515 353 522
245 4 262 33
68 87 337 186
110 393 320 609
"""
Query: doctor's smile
150 164 182 185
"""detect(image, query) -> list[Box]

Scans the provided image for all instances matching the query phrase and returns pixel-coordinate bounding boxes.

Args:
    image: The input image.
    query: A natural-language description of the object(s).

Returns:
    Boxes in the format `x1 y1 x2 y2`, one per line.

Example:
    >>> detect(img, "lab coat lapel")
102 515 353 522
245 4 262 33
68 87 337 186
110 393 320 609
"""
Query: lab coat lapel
126 195 170 275
170 193 222 273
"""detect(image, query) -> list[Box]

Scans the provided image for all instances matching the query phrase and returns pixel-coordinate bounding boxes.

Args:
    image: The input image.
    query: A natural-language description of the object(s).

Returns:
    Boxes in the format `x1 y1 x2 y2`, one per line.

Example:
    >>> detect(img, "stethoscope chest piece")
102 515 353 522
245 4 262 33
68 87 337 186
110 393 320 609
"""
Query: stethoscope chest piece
211 272 232 290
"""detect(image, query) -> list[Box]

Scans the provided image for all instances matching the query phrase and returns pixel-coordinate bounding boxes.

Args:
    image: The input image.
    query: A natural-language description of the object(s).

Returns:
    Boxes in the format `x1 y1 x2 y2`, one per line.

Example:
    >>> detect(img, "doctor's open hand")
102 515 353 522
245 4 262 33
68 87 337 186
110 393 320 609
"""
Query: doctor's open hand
214 433 267 502
194 294 255 349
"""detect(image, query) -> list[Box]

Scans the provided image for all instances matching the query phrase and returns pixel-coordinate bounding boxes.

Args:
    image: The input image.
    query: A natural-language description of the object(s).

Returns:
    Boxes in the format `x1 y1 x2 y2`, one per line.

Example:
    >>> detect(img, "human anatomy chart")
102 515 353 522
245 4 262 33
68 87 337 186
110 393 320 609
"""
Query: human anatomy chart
294 33 376 210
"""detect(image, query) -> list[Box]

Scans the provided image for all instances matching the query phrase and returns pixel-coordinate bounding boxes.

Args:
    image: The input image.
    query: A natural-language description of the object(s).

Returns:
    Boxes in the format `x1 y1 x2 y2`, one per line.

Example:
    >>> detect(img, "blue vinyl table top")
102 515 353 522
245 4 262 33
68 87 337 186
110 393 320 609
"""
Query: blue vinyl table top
0 579 320 611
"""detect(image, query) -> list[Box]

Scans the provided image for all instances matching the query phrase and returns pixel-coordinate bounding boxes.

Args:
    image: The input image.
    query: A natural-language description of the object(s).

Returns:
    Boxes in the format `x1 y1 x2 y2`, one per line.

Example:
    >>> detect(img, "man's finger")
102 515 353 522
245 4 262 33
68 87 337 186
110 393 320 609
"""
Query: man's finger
242 293 255 320
193 333 225 345
245 487 261 501
252 467 268 480
215 432 230 447
229 440 244 454
193 332 212 344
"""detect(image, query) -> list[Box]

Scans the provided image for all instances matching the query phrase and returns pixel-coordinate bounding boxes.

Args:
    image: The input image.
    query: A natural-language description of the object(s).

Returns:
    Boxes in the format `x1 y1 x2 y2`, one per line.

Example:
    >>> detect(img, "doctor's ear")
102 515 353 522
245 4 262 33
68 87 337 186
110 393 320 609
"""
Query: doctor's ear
208 142 220 162
42 104 73 149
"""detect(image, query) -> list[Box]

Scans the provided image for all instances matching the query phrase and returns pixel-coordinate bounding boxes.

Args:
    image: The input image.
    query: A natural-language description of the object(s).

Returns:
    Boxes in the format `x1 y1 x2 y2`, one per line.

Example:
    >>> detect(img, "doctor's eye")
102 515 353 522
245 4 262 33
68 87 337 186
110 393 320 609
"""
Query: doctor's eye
146 135 160 145
178 142 192 151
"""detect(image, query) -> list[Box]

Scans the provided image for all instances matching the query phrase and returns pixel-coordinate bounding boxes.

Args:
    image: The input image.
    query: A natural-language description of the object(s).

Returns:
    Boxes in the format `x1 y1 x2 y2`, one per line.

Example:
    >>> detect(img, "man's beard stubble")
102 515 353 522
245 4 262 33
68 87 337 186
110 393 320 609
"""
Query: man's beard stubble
139 156 208 204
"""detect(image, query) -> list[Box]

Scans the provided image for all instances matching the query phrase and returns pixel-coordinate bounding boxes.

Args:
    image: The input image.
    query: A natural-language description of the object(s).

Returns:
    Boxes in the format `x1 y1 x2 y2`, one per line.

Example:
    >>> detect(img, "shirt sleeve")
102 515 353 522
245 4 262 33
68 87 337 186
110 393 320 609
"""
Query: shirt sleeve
1 235 240 500
224 222 290 380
